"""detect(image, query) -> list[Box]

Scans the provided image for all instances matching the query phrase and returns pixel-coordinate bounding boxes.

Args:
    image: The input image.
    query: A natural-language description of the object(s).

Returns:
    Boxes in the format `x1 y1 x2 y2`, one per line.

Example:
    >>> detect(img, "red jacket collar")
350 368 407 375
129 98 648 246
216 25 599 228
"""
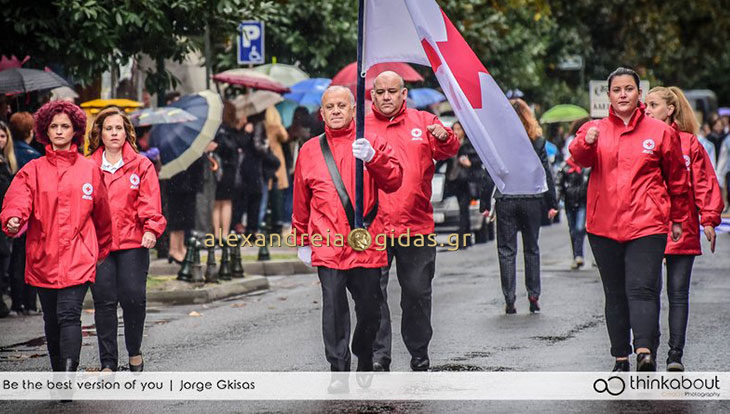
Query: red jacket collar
91 141 138 166
608 101 646 129
325 119 356 139
45 144 79 166
371 101 407 123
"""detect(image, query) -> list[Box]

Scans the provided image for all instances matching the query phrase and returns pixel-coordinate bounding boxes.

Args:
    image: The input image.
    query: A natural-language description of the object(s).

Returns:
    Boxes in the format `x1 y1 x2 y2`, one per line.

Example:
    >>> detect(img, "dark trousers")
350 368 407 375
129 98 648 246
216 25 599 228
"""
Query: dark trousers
665 254 695 352
456 186 472 246
237 187 261 234
373 243 436 365
495 198 542 304
37 283 89 369
565 205 587 258
91 248 150 366
588 233 666 357
9 236 37 311
318 266 382 371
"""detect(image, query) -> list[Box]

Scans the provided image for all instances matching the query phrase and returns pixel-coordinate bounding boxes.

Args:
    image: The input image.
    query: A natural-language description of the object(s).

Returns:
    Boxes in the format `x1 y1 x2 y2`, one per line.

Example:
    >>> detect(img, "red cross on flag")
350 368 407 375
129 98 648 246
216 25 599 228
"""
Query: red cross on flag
363 0 547 195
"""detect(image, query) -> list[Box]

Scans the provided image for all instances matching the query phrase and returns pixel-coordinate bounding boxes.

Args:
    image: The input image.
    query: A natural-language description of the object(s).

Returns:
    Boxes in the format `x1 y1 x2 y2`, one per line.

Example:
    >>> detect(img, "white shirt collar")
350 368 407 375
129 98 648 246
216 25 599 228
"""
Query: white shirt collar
101 151 124 174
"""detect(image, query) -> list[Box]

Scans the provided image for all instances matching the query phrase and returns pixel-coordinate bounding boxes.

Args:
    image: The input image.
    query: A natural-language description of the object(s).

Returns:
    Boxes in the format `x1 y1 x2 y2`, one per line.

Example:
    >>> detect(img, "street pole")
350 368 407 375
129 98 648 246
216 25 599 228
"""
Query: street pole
354 0 365 229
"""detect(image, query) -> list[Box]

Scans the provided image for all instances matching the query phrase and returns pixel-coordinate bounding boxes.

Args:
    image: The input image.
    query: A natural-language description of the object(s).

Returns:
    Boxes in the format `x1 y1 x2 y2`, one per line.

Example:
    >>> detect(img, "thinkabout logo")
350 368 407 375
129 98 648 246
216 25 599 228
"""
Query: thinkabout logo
593 374 721 398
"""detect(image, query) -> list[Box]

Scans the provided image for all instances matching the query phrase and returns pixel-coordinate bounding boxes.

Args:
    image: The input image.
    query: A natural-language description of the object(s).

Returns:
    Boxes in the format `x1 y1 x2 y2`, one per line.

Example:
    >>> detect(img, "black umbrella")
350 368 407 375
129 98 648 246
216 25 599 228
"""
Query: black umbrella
0 68 69 94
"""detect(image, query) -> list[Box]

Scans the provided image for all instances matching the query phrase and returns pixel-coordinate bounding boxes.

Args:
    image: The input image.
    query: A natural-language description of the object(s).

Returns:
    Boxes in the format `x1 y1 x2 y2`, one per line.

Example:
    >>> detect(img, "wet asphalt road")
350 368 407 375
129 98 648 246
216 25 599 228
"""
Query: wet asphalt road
1 220 729 413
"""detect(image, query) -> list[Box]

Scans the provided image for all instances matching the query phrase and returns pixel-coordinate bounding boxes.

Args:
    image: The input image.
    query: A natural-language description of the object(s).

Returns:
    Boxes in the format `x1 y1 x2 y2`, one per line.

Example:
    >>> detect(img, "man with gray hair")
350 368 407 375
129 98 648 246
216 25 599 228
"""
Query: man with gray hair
366 71 459 371
292 85 402 374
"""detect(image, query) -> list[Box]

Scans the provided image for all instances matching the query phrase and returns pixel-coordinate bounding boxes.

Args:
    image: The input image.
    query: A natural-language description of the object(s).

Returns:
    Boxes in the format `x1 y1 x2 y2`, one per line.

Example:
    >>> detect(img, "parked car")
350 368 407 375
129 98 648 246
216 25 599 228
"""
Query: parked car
431 162 490 243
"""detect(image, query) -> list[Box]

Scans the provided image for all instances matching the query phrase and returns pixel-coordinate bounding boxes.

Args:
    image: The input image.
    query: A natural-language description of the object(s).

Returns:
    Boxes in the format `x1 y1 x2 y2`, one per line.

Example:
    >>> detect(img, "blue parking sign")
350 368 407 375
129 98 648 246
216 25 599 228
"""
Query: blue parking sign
238 21 265 65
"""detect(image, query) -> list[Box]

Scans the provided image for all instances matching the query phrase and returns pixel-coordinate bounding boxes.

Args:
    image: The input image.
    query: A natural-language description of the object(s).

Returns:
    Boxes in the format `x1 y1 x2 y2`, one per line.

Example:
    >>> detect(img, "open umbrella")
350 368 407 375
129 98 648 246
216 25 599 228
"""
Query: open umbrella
253 63 309 87
331 62 424 94
284 78 331 106
718 107 730 117
130 107 197 127
0 68 69 94
50 86 79 101
539 104 589 124
149 90 223 180
408 88 446 108
233 90 284 117
212 69 289 93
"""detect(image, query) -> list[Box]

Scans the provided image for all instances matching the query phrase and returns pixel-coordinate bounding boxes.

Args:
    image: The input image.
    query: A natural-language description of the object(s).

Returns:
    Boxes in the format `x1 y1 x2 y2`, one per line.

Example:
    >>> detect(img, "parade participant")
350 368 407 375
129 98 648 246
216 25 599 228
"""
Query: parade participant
556 156 590 270
644 86 723 371
88 107 166 372
292 85 402 374
491 99 558 314
570 67 689 372
365 71 459 372
1 101 112 372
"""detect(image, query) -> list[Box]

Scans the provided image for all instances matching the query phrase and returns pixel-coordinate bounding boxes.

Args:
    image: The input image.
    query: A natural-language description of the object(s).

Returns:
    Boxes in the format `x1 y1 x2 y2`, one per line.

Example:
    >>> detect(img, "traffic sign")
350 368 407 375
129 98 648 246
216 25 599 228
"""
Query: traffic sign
238 21 265 65
589 80 650 118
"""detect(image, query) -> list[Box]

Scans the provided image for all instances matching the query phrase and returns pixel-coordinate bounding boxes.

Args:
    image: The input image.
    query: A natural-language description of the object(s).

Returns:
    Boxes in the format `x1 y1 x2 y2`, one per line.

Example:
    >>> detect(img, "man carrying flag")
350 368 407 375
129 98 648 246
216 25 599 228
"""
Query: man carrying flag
366 70 459 372
292 86 402 373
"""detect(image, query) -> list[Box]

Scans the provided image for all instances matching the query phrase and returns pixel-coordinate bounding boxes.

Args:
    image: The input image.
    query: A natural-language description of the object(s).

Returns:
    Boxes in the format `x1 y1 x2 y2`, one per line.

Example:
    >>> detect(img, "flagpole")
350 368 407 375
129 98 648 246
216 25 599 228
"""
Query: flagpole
354 0 365 229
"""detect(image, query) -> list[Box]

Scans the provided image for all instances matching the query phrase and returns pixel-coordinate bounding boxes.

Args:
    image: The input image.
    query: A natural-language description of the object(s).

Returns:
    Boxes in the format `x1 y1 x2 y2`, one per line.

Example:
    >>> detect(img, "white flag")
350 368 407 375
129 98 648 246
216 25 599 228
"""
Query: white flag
363 0 547 195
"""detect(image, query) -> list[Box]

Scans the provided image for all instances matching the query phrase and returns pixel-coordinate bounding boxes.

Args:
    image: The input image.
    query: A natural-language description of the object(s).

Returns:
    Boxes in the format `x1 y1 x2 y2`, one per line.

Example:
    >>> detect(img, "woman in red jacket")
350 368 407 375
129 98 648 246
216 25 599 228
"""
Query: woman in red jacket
644 86 724 371
88 107 166 372
1 101 112 372
570 67 689 372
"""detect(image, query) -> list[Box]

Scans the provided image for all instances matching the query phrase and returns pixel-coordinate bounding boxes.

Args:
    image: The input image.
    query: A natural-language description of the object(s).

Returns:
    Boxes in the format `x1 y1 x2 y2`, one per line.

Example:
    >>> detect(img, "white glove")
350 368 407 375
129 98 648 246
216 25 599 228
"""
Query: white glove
352 138 376 162
297 246 312 266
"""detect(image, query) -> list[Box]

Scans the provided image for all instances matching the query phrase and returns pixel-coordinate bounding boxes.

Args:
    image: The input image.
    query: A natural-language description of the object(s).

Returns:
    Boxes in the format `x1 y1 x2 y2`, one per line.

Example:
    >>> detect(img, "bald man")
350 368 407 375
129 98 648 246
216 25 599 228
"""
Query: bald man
292 86 402 373
365 71 459 371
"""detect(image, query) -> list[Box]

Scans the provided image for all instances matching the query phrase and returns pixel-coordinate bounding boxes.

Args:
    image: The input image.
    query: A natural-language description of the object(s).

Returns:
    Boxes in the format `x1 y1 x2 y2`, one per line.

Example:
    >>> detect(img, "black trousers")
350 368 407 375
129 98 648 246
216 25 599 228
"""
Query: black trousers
91 248 150 366
495 198 542 304
456 188 472 246
588 233 666 357
318 266 382 371
373 242 436 365
665 254 695 353
37 283 89 369
9 236 37 311
237 187 261 235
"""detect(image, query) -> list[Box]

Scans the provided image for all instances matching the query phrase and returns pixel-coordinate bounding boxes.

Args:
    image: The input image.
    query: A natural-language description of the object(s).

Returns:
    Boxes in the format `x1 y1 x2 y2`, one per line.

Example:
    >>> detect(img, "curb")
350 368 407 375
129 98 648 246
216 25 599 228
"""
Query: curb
82 276 270 308
149 260 315 277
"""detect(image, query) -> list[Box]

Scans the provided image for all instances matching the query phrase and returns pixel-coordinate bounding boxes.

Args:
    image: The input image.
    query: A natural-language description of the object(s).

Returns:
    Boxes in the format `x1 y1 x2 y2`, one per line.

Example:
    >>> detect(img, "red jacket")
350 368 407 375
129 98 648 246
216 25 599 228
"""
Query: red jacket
292 120 402 269
90 141 166 251
1 145 112 288
665 125 724 255
365 103 459 235
569 104 690 242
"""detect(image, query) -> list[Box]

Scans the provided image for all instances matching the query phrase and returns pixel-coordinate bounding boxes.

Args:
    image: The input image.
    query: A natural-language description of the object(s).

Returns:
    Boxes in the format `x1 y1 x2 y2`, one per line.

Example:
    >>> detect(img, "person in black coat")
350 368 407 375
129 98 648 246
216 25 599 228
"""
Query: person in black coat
489 99 558 315
212 102 242 237
236 112 268 236
445 121 483 248
556 158 591 269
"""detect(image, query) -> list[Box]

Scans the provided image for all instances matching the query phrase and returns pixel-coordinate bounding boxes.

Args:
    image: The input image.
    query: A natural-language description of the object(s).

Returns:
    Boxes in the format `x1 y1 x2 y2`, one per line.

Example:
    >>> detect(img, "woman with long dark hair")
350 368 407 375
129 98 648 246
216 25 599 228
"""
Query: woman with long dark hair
644 86 723 371
570 67 690 371
492 99 557 314
1 101 112 371
88 107 166 371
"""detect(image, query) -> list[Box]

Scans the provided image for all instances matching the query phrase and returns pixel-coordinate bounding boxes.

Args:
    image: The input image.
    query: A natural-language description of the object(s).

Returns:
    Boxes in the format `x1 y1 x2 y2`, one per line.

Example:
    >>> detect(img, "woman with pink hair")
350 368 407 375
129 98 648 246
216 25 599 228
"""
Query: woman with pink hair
1 101 112 372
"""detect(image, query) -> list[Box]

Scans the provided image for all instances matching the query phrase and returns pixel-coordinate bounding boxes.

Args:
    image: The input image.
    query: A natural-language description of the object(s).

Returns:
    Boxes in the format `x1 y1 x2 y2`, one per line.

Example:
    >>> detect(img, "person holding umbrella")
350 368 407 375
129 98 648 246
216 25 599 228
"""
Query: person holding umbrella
644 86 724 371
1 100 112 372
88 107 166 372
570 67 689 371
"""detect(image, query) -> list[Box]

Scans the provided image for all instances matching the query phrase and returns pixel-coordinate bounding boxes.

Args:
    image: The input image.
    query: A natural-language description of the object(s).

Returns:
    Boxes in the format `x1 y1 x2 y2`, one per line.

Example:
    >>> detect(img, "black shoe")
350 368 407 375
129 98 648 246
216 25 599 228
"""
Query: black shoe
373 361 390 372
168 256 183 265
637 353 656 372
0 298 9 318
64 358 79 372
505 303 516 314
410 356 430 372
529 296 540 314
667 349 684 372
129 356 144 372
612 359 630 372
